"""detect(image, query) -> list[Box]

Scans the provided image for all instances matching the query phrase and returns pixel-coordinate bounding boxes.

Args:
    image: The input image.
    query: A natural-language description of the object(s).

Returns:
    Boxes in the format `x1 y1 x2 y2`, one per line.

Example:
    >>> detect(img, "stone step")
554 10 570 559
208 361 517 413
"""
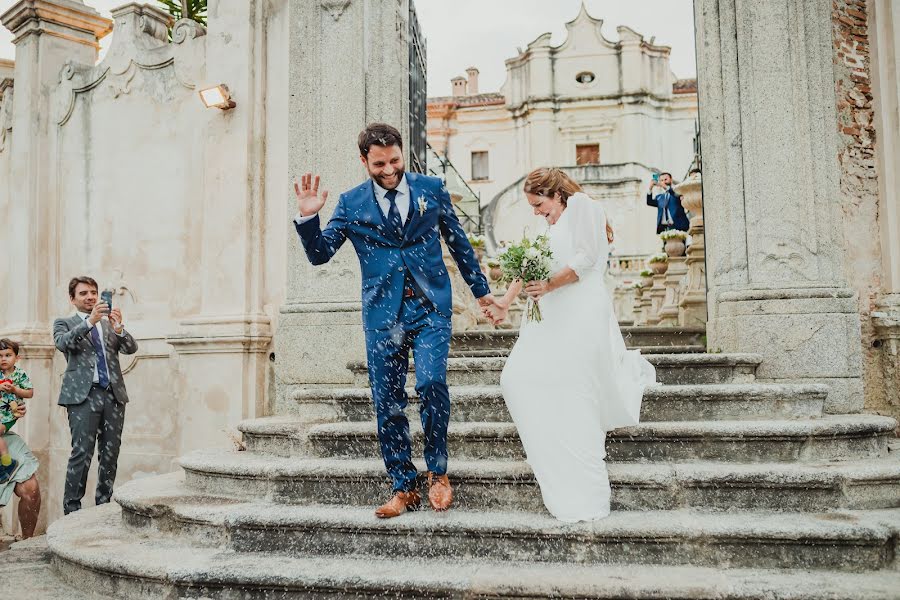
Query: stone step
47 503 900 599
7 536 112 599
449 344 706 358
452 326 706 354
283 383 828 425
106 479 900 572
348 352 762 387
300 415 896 463
178 452 900 512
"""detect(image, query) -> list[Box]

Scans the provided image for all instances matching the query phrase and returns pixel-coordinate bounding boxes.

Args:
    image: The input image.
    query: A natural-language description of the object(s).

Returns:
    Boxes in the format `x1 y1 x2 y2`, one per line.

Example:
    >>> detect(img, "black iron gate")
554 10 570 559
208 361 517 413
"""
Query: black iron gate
408 1 427 173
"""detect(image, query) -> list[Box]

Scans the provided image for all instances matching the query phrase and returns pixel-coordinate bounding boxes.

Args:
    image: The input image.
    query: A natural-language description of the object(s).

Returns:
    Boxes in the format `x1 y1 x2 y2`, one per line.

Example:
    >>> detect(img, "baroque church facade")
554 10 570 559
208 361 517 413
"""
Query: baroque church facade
426 5 698 258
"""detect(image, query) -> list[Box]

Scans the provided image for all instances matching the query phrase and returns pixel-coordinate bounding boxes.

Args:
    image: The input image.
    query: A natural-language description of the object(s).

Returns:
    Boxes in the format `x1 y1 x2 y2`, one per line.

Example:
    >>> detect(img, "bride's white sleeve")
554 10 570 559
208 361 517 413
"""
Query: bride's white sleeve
567 193 607 279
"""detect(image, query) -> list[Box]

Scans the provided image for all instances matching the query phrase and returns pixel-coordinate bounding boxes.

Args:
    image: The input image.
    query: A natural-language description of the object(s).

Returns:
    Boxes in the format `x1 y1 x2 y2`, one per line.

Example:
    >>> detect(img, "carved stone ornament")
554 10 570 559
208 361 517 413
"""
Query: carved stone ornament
53 3 207 125
0 84 12 154
322 0 352 22
172 18 207 44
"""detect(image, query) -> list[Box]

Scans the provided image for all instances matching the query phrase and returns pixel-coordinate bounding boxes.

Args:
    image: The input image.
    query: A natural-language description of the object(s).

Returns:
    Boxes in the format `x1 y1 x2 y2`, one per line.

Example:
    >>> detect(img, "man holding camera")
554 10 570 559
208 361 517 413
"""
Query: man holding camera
53 276 137 515
647 172 690 234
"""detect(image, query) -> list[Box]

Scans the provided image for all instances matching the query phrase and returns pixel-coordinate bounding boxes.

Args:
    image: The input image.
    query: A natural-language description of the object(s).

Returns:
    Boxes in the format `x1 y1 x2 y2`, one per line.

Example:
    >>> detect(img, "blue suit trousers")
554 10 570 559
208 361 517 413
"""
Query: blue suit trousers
365 295 452 492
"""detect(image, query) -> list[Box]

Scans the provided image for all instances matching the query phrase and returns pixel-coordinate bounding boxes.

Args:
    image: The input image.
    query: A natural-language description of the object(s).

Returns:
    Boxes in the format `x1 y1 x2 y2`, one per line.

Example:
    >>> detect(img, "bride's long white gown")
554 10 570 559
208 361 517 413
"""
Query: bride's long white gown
500 192 657 523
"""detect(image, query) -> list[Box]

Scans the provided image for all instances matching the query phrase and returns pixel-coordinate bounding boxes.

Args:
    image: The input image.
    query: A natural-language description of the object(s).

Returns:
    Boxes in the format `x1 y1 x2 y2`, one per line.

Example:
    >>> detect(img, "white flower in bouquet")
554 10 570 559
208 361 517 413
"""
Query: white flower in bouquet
498 234 553 322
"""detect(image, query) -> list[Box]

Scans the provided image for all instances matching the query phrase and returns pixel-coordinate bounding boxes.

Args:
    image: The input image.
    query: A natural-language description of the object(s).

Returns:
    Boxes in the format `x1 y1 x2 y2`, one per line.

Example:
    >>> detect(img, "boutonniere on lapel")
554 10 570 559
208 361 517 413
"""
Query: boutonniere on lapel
417 196 428 216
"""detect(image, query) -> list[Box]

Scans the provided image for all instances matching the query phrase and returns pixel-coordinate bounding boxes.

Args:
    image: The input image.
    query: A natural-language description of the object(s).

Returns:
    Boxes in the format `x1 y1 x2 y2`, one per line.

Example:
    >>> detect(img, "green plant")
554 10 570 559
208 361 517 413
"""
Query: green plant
639 269 653 277
467 233 486 249
632 282 643 289
660 230 688 241
648 253 668 264
157 0 207 27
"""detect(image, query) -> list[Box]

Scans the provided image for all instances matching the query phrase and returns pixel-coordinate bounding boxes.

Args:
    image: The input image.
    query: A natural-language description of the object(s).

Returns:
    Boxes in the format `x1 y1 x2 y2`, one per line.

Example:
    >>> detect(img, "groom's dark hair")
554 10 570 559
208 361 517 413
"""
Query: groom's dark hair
358 123 403 158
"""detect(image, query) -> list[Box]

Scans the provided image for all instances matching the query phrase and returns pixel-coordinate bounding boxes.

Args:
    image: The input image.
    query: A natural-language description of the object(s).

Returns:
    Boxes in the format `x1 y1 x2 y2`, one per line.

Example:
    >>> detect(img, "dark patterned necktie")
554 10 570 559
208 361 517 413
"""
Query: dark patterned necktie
89 324 110 388
385 189 403 240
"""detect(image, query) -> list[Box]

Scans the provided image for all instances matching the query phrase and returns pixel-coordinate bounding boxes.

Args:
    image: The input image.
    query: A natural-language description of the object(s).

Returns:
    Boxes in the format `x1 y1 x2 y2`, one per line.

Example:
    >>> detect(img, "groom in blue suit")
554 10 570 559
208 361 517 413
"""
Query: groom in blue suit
293 123 498 518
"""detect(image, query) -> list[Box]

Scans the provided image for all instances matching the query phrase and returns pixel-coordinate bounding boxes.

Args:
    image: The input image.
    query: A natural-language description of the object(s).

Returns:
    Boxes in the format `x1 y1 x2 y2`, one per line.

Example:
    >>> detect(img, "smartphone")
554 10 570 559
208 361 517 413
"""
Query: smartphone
652 172 659 182
100 290 113 311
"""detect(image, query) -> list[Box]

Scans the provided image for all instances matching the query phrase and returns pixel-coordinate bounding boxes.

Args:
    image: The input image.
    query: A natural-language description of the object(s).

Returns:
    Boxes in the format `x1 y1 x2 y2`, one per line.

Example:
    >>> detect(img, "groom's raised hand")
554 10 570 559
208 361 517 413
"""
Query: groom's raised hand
294 173 330 217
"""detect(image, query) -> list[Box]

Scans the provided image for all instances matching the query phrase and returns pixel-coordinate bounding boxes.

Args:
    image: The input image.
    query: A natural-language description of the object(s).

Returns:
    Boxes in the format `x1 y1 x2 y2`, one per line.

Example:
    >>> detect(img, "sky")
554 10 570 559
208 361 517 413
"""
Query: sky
0 0 696 97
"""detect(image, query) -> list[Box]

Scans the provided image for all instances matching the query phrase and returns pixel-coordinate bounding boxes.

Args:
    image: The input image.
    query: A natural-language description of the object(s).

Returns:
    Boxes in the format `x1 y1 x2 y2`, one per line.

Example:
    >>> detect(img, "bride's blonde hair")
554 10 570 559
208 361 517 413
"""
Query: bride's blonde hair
523 167 614 243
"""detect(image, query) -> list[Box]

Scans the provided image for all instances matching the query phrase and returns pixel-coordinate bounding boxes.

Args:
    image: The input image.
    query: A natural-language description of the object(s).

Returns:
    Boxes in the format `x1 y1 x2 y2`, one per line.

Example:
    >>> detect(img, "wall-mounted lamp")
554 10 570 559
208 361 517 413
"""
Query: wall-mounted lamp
199 84 236 110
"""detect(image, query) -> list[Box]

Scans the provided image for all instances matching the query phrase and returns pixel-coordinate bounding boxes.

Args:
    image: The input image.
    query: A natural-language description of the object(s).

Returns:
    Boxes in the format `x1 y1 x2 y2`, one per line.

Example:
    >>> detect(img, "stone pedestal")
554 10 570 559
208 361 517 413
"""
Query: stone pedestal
696 0 864 412
276 0 410 411
639 287 653 325
659 256 687 325
647 274 666 325
674 173 707 328
632 286 645 324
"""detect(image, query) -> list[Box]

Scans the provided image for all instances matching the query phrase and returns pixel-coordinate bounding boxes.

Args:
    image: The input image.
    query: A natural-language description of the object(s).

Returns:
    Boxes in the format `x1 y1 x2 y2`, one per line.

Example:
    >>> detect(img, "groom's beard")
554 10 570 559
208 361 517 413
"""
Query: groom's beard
372 168 404 191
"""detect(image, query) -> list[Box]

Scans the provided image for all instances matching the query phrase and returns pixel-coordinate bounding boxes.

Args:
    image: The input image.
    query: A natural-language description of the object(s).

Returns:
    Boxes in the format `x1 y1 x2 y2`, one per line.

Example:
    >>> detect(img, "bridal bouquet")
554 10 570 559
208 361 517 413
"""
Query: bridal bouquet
498 234 553 322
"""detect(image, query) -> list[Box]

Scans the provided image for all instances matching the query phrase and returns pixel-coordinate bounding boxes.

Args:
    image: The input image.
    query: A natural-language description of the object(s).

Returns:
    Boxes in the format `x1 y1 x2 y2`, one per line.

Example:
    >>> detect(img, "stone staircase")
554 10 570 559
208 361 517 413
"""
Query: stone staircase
41 327 900 598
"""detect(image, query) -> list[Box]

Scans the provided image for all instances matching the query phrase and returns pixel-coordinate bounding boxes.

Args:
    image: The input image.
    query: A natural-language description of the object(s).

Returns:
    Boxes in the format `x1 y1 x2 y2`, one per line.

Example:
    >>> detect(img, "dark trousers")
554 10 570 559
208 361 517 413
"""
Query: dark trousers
365 295 452 493
63 385 126 515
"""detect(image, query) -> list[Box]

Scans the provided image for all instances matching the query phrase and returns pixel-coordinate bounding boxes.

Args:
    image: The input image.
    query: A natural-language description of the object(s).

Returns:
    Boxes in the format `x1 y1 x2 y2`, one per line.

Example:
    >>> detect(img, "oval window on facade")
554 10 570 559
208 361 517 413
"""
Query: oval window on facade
576 71 595 84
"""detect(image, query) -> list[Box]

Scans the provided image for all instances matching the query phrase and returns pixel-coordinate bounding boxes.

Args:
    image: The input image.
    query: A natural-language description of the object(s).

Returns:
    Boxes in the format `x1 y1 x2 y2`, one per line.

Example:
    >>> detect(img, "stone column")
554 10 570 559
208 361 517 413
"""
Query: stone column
870 0 900 410
675 172 708 328
276 0 410 410
0 0 111 536
695 0 863 411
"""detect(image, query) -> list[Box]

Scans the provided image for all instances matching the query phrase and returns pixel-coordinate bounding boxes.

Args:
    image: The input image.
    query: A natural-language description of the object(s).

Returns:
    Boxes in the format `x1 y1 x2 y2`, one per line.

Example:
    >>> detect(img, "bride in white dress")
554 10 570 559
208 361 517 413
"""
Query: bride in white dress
486 168 657 523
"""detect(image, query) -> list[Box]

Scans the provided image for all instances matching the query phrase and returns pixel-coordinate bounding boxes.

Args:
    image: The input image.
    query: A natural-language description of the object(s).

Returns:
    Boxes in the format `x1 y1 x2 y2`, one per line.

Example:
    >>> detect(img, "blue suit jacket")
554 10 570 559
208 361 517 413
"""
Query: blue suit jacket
295 172 490 331
647 188 690 234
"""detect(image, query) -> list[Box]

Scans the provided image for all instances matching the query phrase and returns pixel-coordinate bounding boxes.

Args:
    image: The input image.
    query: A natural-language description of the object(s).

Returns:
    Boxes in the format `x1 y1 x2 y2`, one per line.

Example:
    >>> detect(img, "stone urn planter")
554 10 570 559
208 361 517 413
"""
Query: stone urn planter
488 264 503 281
639 272 654 288
650 261 669 275
664 238 686 257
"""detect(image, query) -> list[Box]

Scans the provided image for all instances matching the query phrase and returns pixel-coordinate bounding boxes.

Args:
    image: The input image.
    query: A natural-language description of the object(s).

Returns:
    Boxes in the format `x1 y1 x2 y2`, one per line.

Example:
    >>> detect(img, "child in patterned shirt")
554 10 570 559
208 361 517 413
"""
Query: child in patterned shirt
0 339 33 483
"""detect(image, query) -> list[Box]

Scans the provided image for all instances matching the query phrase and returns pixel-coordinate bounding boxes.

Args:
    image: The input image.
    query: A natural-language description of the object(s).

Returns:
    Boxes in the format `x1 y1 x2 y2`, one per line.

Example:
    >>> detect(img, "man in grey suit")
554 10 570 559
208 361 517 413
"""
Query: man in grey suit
54 276 137 515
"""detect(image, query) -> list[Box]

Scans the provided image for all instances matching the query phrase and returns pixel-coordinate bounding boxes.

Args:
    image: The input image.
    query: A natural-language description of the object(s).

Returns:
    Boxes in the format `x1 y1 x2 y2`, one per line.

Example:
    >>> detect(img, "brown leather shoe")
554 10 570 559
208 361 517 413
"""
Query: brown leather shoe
374 490 421 519
427 472 453 511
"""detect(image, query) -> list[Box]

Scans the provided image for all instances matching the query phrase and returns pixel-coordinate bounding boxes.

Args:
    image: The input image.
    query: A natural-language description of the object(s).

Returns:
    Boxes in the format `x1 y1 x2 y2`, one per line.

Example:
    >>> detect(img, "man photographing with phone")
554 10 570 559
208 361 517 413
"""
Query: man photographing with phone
53 276 137 515
647 171 690 234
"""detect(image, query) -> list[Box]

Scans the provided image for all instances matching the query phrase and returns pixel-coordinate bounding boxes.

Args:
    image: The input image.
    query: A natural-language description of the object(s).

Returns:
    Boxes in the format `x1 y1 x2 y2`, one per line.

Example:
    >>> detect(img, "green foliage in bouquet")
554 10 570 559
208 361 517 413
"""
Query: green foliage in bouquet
498 234 553 322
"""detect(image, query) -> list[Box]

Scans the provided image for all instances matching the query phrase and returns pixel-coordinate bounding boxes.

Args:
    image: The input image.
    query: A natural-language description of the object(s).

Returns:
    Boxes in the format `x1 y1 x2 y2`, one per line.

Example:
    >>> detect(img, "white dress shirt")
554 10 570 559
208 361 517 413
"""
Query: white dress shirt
294 174 411 226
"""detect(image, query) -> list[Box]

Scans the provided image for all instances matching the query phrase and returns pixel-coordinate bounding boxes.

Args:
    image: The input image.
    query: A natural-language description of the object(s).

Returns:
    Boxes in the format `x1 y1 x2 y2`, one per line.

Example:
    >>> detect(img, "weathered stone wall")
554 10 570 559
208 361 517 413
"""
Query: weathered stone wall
831 0 890 416
0 0 288 534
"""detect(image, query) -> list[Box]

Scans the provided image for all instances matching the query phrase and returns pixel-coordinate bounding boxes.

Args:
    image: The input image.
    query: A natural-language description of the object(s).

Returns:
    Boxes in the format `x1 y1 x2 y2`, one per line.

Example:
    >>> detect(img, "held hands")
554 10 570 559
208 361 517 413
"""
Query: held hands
294 173 329 217
12 403 25 419
480 296 509 326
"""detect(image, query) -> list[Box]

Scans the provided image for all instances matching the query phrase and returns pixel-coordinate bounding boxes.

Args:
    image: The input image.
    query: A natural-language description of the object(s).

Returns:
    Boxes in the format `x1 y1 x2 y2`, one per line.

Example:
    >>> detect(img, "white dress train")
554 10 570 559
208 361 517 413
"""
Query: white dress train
499 192 657 523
